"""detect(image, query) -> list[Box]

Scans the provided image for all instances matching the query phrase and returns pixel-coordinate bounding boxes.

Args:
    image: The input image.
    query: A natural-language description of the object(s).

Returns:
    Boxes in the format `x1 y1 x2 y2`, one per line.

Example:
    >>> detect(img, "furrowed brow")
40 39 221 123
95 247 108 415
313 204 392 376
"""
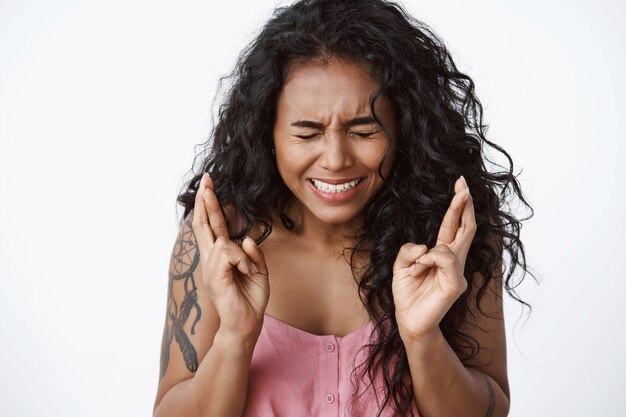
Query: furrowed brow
344 116 377 127
290 116 378 129
291 120 325 129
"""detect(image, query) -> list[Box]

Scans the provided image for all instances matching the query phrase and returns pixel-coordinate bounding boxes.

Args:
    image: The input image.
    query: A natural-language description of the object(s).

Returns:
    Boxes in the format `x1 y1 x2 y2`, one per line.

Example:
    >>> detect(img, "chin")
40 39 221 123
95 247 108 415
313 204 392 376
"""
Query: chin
309 205 363 226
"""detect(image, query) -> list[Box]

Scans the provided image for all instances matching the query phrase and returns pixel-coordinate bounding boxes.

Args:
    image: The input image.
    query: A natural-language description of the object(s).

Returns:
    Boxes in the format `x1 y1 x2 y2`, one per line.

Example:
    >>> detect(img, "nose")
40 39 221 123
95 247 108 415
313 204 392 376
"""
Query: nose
319 133 355 171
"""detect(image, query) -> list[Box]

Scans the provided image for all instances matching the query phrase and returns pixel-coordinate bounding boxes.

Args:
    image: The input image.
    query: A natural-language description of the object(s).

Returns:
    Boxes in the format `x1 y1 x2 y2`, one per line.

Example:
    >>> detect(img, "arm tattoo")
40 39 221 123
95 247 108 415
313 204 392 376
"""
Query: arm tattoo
482 373 496 417
160 216 202 378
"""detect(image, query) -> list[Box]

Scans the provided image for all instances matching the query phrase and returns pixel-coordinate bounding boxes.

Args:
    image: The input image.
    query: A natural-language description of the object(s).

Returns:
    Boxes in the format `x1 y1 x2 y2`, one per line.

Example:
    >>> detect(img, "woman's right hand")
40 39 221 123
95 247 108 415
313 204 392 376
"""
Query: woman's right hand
192 172 270 341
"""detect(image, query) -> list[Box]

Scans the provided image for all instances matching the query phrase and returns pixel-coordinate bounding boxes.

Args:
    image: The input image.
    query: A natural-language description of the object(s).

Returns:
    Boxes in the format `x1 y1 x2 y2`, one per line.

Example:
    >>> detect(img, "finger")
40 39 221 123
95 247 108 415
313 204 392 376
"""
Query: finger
415 244 458 272
454 190 477 264
455 175 468 194
436 177 470 247
242 236 269 279
192 177 215 251
393 243 428 272
202 174 230 240
211 237 253 277
415 245 467 295
407 258 430 277
407 245 451 277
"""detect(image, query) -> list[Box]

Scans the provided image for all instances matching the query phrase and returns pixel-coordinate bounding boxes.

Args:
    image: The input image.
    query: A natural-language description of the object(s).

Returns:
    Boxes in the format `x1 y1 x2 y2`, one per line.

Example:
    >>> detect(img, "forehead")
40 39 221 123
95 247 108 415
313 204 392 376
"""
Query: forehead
283 57 377 88
277 58 382 119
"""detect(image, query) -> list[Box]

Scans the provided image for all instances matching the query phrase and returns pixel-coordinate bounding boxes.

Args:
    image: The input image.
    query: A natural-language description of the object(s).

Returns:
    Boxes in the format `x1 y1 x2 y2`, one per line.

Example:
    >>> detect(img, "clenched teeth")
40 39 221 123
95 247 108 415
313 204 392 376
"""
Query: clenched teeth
311 178 361 193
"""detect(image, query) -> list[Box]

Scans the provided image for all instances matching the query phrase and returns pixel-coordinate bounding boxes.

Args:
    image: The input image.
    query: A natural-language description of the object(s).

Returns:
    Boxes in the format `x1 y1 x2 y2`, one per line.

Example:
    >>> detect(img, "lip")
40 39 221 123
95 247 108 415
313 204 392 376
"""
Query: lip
307 177 365 203
308 177 363 185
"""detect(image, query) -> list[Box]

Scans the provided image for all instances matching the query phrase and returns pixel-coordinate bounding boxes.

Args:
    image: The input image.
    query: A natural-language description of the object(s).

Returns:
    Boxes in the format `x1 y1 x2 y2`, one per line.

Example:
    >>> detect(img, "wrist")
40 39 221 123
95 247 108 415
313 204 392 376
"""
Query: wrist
399 325 446 352
213 327 259 356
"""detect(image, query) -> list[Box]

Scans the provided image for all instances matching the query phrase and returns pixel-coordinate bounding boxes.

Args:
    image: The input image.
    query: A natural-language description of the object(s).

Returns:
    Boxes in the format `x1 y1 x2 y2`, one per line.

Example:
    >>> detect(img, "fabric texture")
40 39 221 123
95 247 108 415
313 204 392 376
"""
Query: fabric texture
241 313 421 417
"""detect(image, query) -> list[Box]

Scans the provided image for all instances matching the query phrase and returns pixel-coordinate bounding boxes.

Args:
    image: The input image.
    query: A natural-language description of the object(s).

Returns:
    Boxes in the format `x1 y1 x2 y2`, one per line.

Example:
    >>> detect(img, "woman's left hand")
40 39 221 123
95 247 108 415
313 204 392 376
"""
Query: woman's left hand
392 176 476 342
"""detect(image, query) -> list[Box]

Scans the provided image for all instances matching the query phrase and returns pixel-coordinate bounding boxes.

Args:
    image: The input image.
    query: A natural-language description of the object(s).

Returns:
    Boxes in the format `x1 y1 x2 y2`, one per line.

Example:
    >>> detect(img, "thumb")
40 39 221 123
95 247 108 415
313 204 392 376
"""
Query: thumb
241 236 269 278
393 243 428 272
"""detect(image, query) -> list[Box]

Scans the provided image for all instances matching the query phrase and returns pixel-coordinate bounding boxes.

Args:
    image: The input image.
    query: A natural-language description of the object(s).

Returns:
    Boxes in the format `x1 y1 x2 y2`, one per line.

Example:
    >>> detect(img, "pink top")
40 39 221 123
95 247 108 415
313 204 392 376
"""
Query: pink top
242 313 421 417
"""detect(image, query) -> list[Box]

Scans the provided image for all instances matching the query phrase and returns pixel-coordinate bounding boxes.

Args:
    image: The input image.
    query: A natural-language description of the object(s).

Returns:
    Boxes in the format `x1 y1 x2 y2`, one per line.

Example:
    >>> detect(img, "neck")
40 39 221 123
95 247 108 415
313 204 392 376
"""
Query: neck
279 198 364 258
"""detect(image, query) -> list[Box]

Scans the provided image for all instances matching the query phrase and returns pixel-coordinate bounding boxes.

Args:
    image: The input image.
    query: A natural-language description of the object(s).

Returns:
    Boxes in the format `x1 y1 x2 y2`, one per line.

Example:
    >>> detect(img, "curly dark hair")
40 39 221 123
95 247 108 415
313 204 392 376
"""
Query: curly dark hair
177 0 534 415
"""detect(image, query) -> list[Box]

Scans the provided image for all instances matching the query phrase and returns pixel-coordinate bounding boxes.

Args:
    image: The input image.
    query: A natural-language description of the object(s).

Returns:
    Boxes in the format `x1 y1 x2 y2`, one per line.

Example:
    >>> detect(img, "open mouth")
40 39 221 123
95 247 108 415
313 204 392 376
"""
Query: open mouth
308 178 363 193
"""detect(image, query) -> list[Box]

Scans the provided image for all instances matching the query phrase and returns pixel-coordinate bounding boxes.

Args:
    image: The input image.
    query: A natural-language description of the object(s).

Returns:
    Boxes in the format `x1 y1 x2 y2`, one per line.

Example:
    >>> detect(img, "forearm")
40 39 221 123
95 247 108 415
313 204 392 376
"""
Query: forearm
403 330 509 417
154 329 257 417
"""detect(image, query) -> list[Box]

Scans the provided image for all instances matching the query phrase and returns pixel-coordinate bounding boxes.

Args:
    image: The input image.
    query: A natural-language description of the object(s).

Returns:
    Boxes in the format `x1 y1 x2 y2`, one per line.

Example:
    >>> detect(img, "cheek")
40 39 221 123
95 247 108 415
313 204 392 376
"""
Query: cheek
275 143 313 180
362 140 395 183
382 145 396 176
359 141 392 170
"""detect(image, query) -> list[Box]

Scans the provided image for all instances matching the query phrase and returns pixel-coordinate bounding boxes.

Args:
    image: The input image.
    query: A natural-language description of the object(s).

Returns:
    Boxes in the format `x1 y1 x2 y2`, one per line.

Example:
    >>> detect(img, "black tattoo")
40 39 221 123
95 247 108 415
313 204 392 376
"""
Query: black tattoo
482 373 496 417
160 216 202 378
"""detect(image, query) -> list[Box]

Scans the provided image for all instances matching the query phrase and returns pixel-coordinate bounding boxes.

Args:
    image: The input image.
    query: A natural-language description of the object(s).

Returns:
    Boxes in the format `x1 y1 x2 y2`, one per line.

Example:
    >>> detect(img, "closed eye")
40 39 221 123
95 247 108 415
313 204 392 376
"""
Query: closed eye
295 128 381 140
295 133 320 140
353 128 381 138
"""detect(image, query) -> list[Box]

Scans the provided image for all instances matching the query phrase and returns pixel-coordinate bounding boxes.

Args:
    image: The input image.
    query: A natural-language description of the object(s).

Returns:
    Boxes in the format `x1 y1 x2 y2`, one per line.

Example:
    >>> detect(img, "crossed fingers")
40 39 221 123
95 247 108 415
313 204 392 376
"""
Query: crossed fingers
435 176 476 267
192 173 229 251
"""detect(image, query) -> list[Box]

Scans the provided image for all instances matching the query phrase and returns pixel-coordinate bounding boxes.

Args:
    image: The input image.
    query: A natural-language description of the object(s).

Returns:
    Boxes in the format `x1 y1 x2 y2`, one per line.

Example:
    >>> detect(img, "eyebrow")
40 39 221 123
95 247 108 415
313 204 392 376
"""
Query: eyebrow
290 116 377 129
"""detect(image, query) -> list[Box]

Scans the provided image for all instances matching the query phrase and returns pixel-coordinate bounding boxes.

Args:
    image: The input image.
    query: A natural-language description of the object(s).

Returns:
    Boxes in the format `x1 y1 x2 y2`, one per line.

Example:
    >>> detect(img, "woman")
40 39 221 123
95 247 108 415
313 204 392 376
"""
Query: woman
154 0 532 416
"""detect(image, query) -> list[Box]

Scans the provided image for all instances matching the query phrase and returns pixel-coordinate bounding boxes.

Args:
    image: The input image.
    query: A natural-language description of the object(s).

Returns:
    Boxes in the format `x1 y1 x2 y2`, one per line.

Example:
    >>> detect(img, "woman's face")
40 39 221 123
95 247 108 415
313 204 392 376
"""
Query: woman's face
273 57 397 227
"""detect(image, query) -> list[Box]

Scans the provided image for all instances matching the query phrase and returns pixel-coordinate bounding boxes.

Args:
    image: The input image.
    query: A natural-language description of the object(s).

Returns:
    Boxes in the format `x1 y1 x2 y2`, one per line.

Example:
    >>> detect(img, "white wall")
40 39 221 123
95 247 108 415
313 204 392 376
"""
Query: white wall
1 1 624 416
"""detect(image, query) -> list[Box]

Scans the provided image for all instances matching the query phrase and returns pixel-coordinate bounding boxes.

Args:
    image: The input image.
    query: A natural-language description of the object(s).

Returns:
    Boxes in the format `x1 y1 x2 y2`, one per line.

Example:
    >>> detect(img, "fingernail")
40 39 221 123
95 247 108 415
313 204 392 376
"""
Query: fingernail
459 175 468 189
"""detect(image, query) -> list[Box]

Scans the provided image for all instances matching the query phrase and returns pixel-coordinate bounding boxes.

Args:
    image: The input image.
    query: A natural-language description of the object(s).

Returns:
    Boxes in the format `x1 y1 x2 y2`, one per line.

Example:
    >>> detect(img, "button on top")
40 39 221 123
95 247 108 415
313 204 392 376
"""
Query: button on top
324 342 336 353
325 393 335 404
